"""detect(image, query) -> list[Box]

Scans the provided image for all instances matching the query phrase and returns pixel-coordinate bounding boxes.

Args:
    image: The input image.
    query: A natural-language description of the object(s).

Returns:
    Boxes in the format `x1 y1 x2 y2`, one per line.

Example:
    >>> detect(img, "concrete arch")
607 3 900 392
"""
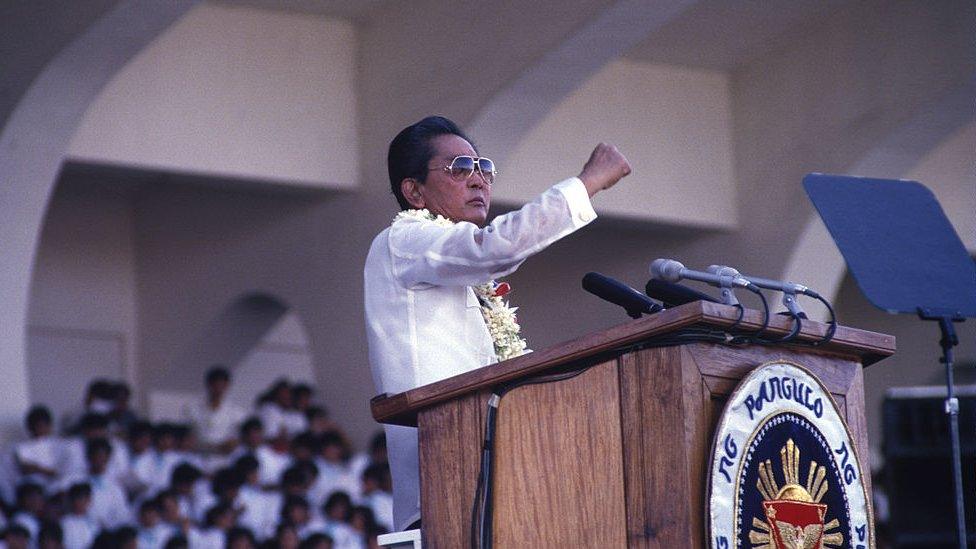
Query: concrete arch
0 0 198 437
782 79 976 313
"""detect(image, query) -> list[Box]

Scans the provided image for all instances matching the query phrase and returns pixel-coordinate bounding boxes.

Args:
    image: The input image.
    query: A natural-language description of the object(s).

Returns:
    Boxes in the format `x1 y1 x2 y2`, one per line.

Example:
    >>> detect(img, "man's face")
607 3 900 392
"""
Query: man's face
412 134 492 226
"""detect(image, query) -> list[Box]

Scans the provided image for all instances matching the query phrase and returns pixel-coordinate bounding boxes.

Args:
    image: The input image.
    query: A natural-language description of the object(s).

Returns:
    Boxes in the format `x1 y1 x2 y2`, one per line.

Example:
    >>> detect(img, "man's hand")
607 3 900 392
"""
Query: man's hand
578 143 632 198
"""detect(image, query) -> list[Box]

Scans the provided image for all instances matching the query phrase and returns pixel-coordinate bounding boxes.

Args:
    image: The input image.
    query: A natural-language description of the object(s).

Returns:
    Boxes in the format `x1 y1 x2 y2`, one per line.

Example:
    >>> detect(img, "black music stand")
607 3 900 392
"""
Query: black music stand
804 173 976 549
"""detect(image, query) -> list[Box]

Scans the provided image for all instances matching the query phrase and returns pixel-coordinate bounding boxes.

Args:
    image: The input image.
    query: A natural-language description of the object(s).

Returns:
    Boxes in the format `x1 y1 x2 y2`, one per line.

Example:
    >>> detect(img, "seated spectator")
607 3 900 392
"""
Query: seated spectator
290 433 317 464
154 490 185 534
348 433 386 486
279 496 322 540
75 438 130 530
135 499 173 549
285 386 313 436
91 525 137 549
37 520 63 549
65 381 116 435
4 523 31 549
60 483 97 549
60 414 130 486
319 493 362 549
232 456 275 542
162 534 187 549
359 464 392 531
266 524 299 549
131 424 182 497
109 382 138 437
310 432 358 506
182 367 246 454
298 532 333 549
348 506 375 540
124 421 153 496
231 418 289 489
225 526 257 549
14 407 61 492
171 426 203 471
187 503 233 549
11 482 45 542
364 525 387 549
256 380 292 441
168 464 202 524
303 407 334 438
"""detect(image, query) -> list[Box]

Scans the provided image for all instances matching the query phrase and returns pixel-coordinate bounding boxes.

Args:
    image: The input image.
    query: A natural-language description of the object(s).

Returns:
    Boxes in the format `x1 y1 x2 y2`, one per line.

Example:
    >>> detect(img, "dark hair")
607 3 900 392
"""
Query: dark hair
304 405 328 422
129 420 153 440
227 527 256 545
387 116 473 210
363 463 390 487
4 524 30 539
139 498 161 516
291 431 318 454
85 437 113 459
38 520 63 544
323 491 352 520
280 495 309 523
164 535 188 549
234 454 260 477
211 467 244 498
240 417 263 438
205 365 230 385
369 431 387 455
25 405 52 433
171 462 203 486
299 533 334 549
15 481 43 505
78 413 110 433
280 465 308 490
67 482 92 503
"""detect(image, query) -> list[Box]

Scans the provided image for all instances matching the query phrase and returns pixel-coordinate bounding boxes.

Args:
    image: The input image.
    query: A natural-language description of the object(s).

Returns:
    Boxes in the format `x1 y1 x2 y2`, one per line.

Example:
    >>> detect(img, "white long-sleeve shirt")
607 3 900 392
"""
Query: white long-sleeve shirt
364 177 596 530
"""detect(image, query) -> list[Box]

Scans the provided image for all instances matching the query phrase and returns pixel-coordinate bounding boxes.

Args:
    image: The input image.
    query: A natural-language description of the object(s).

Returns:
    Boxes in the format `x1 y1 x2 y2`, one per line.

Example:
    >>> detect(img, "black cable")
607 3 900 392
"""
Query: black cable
472 367 593 549
807 292 837 346
774 312 803 343
730 286 770 345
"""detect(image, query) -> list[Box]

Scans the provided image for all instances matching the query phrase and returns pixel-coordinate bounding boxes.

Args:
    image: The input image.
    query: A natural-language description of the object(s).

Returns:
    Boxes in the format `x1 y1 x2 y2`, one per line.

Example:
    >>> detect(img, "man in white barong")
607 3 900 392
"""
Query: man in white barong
364 116 631 531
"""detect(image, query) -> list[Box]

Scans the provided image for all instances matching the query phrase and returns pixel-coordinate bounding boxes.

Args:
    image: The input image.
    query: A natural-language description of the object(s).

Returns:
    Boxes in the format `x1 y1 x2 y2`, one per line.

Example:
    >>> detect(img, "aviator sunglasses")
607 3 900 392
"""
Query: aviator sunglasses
429 155 497 184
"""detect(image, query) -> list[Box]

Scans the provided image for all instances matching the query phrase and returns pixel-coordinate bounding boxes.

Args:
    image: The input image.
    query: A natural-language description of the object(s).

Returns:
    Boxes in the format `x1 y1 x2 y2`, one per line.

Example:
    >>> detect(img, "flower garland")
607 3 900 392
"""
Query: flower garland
393 209 529 361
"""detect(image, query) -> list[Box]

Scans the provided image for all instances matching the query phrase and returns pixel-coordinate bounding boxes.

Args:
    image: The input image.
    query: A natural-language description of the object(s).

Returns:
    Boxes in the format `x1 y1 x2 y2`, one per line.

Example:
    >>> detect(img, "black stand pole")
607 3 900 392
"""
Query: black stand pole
920 309 967 549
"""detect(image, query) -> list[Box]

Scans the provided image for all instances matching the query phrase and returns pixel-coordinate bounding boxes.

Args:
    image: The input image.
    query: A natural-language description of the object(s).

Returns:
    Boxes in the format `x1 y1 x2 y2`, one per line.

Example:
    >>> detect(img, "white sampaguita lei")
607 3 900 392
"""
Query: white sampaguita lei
364 177 597 530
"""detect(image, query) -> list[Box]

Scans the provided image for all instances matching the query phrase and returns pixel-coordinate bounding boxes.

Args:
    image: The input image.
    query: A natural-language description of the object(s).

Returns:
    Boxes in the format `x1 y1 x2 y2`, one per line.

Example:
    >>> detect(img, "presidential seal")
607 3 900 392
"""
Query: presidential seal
707 361 872 549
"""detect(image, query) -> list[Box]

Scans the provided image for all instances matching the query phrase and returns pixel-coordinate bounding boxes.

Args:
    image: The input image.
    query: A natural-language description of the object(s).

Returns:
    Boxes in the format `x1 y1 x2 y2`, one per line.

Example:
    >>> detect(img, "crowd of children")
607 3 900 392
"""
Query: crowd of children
0 367 392 549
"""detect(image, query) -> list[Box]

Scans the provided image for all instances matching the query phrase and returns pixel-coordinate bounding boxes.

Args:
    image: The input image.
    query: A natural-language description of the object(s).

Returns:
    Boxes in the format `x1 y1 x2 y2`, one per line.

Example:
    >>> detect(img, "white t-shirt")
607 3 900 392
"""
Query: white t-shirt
183 399 247 448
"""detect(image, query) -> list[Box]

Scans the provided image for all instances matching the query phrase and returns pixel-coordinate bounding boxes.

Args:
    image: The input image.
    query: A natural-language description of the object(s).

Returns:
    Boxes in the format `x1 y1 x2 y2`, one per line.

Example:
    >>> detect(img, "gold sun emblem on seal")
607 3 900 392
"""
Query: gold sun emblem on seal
749 439 844 549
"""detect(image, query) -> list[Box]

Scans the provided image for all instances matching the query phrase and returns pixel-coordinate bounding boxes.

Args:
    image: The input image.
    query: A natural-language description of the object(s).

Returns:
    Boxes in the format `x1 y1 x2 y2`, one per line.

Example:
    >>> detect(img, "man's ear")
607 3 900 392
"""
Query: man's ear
401 178 425 209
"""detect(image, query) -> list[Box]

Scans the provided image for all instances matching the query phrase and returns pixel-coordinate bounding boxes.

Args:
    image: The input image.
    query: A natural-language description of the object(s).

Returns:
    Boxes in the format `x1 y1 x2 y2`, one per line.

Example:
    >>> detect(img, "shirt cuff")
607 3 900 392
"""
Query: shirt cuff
553 177 598 227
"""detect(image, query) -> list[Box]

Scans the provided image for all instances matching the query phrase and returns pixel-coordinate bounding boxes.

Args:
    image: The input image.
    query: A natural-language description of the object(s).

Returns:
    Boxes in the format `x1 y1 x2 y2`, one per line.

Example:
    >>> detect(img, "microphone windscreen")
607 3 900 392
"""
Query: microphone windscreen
649 258 684 282
645 278 720 308
583 272 662 317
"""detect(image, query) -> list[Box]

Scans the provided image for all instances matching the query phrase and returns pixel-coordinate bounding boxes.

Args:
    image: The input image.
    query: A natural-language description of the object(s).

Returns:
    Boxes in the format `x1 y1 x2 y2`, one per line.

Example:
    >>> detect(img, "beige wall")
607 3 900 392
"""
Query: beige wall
500 60 737 228
68 4 359 189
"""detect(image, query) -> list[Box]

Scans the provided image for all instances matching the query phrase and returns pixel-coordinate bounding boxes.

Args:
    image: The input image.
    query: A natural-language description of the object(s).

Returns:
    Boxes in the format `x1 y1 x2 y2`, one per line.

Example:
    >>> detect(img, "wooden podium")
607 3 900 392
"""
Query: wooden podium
371 301 895 547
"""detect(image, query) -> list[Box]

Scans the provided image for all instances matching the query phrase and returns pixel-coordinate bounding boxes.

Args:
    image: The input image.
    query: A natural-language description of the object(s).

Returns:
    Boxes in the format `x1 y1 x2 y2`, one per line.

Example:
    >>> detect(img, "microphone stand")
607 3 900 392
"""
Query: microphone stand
918 307 967 549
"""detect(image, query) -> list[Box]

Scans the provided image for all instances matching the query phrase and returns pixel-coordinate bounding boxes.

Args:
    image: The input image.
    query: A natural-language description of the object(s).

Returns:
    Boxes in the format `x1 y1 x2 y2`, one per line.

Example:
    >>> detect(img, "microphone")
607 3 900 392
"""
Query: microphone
649 259 756 290
707 264 816 319
706 265 820 298
645 279 720 308
582 272 663 319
